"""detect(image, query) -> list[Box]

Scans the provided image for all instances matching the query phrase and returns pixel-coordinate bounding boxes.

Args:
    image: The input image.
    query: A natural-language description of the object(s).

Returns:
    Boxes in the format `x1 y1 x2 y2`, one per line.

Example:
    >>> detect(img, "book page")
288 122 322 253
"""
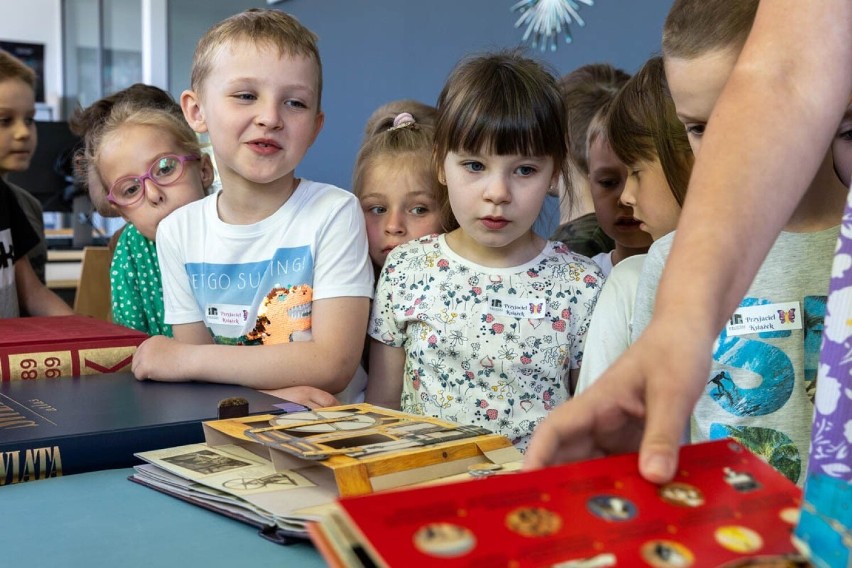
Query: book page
137 443 314 496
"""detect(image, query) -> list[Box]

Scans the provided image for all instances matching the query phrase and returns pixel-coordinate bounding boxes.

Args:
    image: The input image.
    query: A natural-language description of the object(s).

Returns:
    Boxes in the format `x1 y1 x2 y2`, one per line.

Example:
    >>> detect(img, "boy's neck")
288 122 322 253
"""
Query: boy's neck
783 152 846 232
216 172 300 225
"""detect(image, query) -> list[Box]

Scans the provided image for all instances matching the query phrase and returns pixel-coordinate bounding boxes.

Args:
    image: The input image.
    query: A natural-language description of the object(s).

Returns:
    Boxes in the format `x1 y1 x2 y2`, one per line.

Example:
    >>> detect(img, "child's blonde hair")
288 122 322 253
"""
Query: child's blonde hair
434 50 570 215
87 99 206 192
71 84 181 215
190 8 323 109
662 0 759 59
606 57 694 207
353 100 456 232
585 99 614 160
0 51 35 87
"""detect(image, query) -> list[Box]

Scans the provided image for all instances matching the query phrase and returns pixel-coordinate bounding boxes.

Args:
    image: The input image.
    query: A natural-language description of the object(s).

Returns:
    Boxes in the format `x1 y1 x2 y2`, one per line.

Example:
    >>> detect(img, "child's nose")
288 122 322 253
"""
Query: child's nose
384 211 406 235
144 180 166 204
13 120 31 139
255 102 283 129
619 179 637 207
483 176 511 204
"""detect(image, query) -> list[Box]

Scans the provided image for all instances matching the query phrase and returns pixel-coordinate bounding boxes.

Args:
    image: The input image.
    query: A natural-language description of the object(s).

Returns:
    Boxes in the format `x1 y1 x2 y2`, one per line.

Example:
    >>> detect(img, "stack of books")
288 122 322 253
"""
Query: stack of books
0 372 288 485
0 315 147 381
129 404 523 542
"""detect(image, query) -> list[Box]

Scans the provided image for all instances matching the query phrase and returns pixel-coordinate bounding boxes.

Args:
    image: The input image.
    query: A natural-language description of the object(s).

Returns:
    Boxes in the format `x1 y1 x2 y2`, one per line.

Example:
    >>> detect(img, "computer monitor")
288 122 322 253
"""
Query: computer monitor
6 120 82 213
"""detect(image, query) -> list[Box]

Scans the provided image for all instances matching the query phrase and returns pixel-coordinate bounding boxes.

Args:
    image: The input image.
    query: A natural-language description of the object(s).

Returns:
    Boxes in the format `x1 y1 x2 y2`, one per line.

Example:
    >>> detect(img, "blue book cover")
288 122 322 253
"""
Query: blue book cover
0 372 288 485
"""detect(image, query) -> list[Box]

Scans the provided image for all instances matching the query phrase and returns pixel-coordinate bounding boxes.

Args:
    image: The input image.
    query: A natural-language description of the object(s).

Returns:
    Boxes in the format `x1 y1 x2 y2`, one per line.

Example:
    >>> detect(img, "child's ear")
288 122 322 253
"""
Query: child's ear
307 111 325 147
199 154 215 192
181 90 208 134
550 170 562 195
437 166 447 186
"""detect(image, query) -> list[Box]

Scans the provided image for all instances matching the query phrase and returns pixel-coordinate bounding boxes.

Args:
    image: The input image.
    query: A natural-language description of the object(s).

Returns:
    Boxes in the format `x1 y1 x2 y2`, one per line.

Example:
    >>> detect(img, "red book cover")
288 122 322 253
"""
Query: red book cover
0 315 148 381
327 440 803 567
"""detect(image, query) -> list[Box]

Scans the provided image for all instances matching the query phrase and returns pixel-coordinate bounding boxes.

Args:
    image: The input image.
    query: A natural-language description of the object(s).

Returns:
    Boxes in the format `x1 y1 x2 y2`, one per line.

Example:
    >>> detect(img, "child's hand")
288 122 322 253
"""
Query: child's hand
260 385 339 409
132 335 190 382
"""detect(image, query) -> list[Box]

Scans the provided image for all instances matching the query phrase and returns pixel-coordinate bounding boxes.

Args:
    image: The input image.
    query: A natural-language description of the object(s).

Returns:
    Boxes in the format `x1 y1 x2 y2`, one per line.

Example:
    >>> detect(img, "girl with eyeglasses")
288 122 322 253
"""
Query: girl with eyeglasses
84 93 215 336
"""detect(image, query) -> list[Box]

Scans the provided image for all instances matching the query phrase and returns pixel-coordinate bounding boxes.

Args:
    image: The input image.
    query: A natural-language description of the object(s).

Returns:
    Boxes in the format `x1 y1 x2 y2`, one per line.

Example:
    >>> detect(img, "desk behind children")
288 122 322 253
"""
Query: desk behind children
0 468 324 567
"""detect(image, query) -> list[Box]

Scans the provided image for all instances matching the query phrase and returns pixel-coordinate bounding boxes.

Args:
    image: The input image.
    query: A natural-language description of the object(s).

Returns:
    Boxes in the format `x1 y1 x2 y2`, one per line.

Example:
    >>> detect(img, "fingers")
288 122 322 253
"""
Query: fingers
524 395 596 470
262 386 338 409
523 416 562 470
310 390 340 408
638 363 703 485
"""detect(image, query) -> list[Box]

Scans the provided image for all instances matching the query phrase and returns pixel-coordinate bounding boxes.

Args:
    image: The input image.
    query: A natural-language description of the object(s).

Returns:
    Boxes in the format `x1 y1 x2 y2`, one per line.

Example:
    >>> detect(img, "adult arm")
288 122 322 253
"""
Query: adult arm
525 0 852 481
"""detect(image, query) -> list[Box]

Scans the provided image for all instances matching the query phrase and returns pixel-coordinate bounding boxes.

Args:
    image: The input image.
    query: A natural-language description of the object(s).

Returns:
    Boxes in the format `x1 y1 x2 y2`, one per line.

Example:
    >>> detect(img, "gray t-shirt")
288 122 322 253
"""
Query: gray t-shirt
632 226 838 485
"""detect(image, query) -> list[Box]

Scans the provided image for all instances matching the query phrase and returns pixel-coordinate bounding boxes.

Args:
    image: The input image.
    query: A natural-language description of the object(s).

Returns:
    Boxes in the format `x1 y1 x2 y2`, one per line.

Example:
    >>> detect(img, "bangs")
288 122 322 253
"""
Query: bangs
437 54 566 161
607 117 656 166
606 82 658 166
448 90 560 158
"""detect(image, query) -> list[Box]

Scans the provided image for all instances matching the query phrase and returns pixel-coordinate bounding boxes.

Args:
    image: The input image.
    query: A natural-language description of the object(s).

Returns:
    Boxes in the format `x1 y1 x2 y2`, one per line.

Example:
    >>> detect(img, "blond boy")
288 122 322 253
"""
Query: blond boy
131 10 373 405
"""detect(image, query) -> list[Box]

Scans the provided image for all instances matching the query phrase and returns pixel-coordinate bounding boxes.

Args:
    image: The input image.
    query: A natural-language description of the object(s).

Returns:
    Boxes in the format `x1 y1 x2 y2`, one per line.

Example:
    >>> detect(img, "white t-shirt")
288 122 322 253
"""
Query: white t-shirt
576 254 646 393
370 234 603 451
591 251 614 277
157 179 374 399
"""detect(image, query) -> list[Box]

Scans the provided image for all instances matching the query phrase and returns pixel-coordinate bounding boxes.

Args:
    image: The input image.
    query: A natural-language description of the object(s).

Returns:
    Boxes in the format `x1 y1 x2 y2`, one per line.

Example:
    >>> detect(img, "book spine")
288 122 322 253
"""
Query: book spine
0 442 64 485
0 340 142 381
0 422 205 486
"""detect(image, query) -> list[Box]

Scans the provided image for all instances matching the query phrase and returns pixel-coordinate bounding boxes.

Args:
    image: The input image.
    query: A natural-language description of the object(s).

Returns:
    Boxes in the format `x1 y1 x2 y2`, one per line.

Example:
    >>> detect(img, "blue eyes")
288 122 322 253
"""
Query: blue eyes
366 206 432 216
232 94 308 109
461 162 538 176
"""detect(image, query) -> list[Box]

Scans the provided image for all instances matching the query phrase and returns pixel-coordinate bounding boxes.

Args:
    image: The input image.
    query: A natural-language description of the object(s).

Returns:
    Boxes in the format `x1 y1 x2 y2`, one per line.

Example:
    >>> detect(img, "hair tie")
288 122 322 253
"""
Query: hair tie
389 112 416 131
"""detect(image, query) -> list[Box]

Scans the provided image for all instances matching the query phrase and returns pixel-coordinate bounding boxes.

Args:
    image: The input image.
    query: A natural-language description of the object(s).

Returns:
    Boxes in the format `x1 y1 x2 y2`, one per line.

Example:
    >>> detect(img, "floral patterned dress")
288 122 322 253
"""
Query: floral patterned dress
794 187 852 566
370 234 603 451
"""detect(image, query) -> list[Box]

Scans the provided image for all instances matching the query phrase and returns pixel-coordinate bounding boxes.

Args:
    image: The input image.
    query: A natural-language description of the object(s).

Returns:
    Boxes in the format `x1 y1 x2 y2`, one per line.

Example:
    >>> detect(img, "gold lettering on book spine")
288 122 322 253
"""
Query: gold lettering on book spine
79 346 137 374
0 402 38 429
7 351 72 380
0 446 63 485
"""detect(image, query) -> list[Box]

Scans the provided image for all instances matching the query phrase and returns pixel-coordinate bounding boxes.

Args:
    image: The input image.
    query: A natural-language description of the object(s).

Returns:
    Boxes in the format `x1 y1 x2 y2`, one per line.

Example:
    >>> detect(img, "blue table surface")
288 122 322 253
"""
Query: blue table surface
1 468 326 568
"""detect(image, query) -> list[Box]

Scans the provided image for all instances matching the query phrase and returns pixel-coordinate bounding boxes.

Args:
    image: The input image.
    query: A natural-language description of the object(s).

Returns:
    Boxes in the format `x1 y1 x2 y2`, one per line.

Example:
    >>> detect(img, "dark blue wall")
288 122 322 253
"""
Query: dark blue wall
170 0 672 230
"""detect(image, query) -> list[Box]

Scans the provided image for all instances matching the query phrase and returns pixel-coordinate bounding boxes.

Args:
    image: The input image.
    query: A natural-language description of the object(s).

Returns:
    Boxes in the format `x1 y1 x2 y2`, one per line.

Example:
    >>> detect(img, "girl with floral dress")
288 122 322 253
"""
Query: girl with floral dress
366 51 604 451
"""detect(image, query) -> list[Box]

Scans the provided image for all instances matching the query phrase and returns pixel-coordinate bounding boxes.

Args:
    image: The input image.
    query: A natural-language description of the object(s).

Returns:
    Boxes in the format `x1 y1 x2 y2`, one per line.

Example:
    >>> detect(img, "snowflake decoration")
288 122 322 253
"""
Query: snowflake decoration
511 0 594 52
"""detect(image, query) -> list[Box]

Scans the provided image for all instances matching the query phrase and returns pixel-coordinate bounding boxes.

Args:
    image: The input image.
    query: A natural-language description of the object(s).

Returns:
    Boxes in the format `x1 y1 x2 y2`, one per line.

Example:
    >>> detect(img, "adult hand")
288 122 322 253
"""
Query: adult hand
524 317 713 484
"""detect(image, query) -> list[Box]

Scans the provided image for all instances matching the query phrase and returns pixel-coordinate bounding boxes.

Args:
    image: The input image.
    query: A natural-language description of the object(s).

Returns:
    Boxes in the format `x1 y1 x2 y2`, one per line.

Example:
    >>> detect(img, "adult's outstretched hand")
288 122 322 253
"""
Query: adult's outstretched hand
524 316 712 484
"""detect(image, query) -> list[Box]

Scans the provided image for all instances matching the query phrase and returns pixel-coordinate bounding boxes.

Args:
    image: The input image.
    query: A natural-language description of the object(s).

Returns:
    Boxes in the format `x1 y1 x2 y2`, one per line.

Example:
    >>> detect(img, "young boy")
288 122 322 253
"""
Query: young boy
130 9 373 405
628 0 848 485
0 51 73 318
551 64 631 259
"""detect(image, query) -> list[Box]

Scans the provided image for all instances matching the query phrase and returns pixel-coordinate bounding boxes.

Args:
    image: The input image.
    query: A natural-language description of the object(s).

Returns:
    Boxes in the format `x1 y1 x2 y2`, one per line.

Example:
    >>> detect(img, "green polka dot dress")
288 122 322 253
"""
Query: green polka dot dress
110 224 172 337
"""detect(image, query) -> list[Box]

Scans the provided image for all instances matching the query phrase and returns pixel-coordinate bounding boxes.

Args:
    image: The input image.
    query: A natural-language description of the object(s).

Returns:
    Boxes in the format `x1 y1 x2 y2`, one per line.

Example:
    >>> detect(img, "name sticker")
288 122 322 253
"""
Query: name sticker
725 301 802 337
488 295 547 319
205 304 252 326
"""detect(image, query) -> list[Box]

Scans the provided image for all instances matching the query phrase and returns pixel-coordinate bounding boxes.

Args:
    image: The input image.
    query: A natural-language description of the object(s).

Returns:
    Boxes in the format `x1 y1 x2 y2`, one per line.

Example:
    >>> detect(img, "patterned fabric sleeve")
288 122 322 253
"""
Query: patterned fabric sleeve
368 250 407 348
794 187 852 565
110 227 150 334
562 250 604 370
